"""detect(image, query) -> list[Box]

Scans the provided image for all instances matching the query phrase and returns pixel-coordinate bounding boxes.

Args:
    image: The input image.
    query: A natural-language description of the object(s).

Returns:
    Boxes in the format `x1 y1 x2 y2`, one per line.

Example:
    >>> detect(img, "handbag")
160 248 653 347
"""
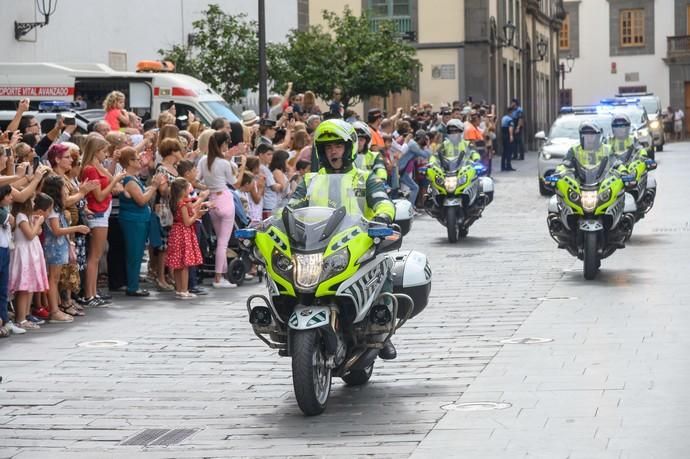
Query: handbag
156 203 173 227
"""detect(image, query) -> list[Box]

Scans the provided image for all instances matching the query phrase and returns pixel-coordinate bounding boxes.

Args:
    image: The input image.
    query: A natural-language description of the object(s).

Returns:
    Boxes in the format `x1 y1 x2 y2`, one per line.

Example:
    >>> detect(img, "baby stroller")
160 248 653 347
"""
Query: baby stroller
197 212 263 286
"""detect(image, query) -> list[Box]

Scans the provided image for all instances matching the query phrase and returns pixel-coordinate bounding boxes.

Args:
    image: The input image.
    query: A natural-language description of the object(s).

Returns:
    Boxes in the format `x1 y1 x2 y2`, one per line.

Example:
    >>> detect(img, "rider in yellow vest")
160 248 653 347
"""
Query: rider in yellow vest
289 119 397 359
557 121 613 174
352 121 388 181
610 114 649 172
430 119 481 168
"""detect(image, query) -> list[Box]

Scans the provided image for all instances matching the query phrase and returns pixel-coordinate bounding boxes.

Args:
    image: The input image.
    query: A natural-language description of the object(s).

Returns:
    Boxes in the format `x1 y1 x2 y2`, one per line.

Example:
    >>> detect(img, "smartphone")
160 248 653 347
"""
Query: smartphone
233 156 243 164
64 116 76 126
3 147 10 157
288 113 294 120
56 113 63 123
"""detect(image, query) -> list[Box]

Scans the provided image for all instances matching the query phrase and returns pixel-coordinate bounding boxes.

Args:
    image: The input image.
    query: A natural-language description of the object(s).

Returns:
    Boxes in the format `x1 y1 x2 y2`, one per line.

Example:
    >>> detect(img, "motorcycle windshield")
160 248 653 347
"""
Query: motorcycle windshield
274 174 366 251
574 157 611 187
439 153 465 174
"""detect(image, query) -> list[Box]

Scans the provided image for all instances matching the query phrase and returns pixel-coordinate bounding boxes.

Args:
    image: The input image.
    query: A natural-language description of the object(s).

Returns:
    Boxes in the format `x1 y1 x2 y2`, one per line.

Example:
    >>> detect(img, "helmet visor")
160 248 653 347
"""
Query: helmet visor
612 126 630 139
581 133 602 151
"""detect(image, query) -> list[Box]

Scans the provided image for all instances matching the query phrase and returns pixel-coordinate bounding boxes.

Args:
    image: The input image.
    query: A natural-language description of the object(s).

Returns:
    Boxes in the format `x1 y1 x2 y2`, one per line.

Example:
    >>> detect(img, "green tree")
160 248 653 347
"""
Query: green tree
159 4 284 104
271 7 421 110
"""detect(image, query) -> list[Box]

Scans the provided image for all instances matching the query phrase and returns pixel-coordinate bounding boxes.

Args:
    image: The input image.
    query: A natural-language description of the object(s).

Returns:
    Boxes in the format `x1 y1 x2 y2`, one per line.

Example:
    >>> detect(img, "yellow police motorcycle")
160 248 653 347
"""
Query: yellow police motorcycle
424 153 494 242
545 157 637 280
237 174 431 416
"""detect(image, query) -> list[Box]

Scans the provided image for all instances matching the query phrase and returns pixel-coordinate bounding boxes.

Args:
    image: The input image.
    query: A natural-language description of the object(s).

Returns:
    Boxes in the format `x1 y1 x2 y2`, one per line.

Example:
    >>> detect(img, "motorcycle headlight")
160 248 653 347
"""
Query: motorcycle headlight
444 176 458 192
568 190 580 202
598 189 611 203
322 249 349 280
273 250 293 273
294 253 323 290
458 174 468 186
581 190 597 213
435 176 445 187
649 120 660 130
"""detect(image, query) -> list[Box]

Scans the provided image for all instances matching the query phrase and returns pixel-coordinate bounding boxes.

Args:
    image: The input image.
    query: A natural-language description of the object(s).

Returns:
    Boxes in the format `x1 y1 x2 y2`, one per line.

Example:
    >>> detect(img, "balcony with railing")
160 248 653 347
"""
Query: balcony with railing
369 15 412 34
667 35 690 59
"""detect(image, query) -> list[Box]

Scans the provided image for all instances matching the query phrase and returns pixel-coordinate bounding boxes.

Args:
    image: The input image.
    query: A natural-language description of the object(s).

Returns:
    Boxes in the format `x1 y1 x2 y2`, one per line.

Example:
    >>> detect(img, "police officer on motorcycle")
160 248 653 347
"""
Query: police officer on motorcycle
434 119 481 164
558 121 613 173
289 119 398 360
610 114 650 169
352 121 388 181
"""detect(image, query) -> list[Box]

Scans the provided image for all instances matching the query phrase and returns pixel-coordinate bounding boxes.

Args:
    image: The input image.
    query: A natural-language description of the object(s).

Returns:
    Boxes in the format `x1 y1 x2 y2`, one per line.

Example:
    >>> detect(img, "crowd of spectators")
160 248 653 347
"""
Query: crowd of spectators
0 83 509 338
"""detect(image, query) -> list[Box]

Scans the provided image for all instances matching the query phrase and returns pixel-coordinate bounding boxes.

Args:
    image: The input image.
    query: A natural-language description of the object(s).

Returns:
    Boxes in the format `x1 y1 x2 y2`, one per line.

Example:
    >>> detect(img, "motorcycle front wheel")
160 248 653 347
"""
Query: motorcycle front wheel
446 206 458 243
583 231 600 280
291 329 332 416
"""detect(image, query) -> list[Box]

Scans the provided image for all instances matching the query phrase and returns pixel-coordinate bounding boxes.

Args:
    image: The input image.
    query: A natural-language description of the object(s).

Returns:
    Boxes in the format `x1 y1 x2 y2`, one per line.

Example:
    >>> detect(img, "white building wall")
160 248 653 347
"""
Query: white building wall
2 0 297 70
562 0 672 108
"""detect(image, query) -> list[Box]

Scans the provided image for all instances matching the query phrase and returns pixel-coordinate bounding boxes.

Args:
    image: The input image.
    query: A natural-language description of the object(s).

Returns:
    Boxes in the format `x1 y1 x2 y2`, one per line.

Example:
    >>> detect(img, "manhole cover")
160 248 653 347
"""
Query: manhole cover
500 337 553 344
537 296 577 301
441 401 512 411
77 340 128 348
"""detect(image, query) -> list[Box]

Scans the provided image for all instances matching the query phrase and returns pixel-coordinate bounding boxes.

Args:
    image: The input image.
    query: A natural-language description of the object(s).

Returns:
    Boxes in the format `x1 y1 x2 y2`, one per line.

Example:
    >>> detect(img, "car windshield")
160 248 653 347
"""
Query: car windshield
200 100 240 122
610 107 645 127
549 116 613 139
640 99 658 115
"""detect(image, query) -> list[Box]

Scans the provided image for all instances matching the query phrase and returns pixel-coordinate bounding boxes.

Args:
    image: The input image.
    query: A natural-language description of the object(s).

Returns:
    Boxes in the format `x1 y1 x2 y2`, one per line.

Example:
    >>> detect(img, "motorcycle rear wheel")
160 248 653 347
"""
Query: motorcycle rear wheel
583 232 600 280
342 363 374 386
292 329 332 416
446 206 458 243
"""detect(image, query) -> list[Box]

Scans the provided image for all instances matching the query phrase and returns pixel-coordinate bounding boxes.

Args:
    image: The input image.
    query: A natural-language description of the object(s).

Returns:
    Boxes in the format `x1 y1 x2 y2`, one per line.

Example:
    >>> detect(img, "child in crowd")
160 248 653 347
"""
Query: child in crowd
103 91 130 132
8 193 51 333
0 185 16 336
42 176 90 322
166 178 206 299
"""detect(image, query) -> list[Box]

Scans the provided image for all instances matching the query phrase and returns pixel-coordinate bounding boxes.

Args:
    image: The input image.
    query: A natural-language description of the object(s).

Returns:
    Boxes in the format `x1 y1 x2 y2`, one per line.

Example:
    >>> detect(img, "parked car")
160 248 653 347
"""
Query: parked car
0 110 90 134
535 109 614 196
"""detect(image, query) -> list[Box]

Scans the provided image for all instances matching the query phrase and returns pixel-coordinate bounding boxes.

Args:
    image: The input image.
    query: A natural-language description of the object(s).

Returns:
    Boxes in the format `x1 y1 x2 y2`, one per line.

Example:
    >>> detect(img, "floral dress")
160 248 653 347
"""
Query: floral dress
165 200 202 270
9 213 49 293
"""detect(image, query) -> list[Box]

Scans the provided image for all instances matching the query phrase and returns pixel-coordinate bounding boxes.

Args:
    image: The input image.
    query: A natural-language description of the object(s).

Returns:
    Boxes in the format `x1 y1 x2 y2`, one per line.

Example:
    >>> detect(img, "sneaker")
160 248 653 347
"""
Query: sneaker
243 273 255 281
175 291 197 299
6 321 26 335
212 278 236 289
32 307 50 319
94 294 112 304
189 287 208 295
85 297 107 308
26 315 45 325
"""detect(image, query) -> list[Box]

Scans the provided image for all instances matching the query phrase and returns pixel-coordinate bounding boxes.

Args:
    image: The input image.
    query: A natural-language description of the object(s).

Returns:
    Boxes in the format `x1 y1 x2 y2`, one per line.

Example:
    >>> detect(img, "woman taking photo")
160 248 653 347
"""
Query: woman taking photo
119 147 164 296
80 135 126 308
197 131 245 288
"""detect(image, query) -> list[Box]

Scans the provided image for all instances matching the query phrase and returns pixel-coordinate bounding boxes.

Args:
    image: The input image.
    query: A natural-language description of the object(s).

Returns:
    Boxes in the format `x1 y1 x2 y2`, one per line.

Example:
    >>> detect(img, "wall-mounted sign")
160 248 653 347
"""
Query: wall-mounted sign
432 64 456 80
625 72 640 82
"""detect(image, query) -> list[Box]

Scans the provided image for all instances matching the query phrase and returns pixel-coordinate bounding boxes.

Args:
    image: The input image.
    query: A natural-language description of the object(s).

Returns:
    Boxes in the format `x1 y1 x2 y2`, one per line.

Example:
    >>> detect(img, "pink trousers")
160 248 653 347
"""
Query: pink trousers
208 189 235 274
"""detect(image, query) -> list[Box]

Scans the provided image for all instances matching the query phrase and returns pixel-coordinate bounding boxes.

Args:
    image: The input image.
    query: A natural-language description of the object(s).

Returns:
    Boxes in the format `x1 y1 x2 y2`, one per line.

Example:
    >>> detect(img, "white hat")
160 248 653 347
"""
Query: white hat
241 110 259 126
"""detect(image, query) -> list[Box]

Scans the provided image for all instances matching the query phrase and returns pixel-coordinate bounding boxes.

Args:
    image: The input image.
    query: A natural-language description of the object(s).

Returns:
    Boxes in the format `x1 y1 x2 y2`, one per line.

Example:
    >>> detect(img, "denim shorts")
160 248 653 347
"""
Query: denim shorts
86 203 112 229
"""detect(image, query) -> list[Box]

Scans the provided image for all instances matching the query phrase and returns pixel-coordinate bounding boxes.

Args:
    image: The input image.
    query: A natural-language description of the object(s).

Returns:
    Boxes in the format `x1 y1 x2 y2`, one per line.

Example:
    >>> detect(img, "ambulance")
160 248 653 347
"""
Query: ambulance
0 61 240 125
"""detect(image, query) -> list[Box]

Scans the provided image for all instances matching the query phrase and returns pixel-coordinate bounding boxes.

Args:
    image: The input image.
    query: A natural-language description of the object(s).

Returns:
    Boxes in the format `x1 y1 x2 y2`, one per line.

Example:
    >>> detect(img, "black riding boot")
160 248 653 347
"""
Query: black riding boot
379 339 397 360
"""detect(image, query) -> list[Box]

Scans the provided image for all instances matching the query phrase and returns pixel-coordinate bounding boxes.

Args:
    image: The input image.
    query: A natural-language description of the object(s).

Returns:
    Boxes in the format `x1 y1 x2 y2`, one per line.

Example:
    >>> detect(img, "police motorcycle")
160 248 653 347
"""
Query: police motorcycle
237 123 431 416
609 114 657 224
545 122 637 280
351 121 414 236
423 120 494 242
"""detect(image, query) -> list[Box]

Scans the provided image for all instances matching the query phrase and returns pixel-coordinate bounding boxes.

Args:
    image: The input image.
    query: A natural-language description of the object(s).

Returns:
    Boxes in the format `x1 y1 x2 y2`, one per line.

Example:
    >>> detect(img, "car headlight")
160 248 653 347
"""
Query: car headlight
581 190 597 213
294 253 323 289
444 176 458 192
542 151 552 160
649 120 660 130
598 189 611 203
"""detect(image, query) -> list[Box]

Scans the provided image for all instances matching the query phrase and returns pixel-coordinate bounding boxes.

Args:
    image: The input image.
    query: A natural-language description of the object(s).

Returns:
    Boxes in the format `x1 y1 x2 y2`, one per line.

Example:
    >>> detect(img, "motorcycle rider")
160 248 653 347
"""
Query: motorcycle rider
431 119 481 166
557 121 613 174
610 114 650 169
289 119 398 360
352 121 388 181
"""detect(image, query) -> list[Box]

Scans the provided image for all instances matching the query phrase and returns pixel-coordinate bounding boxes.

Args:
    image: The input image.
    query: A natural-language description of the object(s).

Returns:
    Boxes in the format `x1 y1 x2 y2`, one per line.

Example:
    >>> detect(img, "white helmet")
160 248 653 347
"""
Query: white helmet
446 119 464 133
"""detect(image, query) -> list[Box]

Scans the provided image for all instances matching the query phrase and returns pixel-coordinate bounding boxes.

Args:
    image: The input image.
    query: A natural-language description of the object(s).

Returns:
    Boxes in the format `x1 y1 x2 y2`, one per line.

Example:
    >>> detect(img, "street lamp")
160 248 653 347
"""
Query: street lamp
529 37 549 63
489 17 520 50
15 0 57 41
558 53 575 90
503 21 517 48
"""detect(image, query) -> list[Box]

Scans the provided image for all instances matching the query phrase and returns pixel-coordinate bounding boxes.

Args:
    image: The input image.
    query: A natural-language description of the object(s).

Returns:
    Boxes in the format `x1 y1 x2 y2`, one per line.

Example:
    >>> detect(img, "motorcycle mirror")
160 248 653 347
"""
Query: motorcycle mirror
235 228 257 240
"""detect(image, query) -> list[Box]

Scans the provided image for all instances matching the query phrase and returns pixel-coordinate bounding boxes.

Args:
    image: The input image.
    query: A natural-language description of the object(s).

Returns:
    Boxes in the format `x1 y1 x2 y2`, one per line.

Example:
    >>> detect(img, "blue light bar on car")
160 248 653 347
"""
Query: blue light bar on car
38 100 72 112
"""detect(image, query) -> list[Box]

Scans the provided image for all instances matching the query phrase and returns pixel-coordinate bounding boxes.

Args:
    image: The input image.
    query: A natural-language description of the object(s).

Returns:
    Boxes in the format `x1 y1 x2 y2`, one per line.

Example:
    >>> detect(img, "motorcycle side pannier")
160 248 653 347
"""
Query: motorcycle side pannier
391 250 431 319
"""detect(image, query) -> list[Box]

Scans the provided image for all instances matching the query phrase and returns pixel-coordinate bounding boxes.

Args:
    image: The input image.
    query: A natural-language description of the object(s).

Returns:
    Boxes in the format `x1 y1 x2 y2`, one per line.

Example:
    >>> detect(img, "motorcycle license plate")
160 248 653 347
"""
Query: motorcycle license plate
579 220 603 232
443 198 462 206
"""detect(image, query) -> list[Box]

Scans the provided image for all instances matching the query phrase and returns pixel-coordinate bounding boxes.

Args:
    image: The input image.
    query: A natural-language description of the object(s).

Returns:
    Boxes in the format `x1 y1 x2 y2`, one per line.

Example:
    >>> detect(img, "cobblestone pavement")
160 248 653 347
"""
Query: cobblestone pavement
0 145 687 458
